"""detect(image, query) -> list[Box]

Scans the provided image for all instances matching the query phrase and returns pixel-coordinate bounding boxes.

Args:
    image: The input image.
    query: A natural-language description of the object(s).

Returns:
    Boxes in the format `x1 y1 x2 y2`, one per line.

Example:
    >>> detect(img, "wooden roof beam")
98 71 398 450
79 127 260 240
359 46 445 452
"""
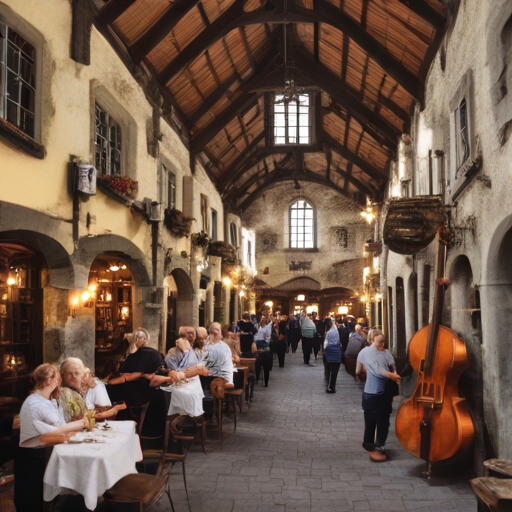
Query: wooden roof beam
319 129 387 181
237 169 371 211
397 0 447 29
221 131 266 180
293 52 402 143
156 1 424 102
191 92 262 152
96 0 137 25
128 0 201 63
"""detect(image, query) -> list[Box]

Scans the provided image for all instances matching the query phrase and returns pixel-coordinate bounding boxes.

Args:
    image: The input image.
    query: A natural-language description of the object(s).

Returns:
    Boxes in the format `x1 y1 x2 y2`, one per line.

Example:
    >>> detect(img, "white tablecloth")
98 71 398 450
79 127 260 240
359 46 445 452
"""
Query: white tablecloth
167 376 204 417
43 420 140 510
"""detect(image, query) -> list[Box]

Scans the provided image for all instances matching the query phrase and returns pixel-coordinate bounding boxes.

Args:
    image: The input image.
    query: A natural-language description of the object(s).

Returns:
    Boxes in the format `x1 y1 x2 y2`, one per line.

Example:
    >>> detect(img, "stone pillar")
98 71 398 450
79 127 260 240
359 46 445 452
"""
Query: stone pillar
205 283 214 325
213 281 222 323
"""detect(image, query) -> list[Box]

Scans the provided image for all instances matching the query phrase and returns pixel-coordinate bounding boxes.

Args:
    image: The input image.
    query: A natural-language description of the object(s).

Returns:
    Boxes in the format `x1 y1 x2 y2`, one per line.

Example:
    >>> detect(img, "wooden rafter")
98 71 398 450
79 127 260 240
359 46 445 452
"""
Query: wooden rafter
96 0 137 25
237 168 371 211
319 130 387 181
128 0 201 63
397 0 447 28
191 92 262 152
155 1 428 101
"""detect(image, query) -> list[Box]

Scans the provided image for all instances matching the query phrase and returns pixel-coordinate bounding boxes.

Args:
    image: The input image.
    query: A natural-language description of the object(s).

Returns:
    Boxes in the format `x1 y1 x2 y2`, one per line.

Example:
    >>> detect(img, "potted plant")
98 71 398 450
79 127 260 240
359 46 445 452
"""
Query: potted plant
97 174 138 202
164 208 195 237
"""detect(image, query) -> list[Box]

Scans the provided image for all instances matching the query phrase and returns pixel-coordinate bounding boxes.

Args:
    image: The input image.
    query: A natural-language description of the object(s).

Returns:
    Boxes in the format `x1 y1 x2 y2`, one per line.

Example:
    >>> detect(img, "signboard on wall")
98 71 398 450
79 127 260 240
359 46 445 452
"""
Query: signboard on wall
77 165 97 195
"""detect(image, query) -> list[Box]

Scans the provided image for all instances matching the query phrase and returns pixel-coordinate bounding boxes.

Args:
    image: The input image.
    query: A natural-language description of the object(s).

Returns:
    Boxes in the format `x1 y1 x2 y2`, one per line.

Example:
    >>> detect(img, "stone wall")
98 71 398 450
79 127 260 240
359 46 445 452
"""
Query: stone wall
242 180 372 293
382 0 512 462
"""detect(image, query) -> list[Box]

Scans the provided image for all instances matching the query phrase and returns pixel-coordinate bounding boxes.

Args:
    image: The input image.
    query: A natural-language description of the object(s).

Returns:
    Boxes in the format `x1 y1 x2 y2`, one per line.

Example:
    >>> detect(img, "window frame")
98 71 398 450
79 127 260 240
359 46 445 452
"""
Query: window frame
229 222 238 247
448 69 478 201
200 194 209 234
94 103 122 176
211 209 217 242
288 199 317 250
0 9 44 158
166 166 176 209
270 92 316 148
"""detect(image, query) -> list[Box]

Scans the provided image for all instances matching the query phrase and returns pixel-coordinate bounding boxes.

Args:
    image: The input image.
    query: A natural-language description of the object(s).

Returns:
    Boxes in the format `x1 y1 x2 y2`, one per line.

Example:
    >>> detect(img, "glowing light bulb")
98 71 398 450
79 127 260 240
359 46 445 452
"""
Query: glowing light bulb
72 297 79 305
109 264 120 272
7 278 15 286
81 291 90 302
223 277 231 286
106 293 112 301
89 284 96 292
121 307 129 316
239 290 245 297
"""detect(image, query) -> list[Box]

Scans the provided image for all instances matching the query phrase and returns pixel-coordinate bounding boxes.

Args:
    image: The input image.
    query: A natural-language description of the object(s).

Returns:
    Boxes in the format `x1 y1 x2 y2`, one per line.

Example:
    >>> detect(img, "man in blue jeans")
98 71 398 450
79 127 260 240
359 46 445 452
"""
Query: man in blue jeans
356 332 401 462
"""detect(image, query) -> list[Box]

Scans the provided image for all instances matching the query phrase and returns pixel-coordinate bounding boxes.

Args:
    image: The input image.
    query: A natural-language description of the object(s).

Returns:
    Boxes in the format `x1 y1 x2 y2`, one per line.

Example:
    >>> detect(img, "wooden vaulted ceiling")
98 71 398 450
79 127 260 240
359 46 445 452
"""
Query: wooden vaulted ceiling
95 0 448 210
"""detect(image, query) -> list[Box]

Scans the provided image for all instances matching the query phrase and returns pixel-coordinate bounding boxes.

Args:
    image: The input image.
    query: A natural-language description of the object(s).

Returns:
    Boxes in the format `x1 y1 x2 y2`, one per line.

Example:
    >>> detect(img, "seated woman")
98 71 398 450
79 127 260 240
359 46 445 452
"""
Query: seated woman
15 364 87 512
253 316 273 387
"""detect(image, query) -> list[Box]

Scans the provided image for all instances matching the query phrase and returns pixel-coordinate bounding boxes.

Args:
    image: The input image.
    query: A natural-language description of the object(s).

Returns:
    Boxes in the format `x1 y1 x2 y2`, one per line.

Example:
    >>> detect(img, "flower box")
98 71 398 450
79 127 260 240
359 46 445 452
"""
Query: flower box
97 174 138 203
164 208 195 237
207 241 238 265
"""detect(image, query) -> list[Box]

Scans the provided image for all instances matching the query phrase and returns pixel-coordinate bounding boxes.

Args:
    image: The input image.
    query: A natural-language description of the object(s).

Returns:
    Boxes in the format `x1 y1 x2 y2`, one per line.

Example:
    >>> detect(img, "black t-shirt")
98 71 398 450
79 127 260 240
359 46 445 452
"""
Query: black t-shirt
238 320 257 334
119 346 165 374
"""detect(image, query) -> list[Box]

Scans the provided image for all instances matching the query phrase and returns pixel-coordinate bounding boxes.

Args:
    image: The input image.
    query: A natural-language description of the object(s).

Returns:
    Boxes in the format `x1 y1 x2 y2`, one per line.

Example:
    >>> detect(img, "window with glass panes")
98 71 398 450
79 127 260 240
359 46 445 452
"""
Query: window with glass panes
274 94 311 145
0 24 36 138
455 98 469 169
289 200 314 248
165 166 176 209
95 103 122 175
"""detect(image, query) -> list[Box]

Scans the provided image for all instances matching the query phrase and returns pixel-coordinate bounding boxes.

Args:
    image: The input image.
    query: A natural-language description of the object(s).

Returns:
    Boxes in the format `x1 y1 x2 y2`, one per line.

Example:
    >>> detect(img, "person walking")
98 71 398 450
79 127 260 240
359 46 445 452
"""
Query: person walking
300 313 317 365
356 332 401 462
276 314 288 367
337 317 351 362
288 314 302 353
312 312 325 362
323 319 342 393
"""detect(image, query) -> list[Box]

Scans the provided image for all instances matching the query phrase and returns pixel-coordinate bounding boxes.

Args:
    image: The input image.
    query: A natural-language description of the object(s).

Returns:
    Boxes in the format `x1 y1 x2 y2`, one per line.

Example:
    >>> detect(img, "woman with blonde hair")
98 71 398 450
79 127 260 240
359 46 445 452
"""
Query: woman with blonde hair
15 364 87 512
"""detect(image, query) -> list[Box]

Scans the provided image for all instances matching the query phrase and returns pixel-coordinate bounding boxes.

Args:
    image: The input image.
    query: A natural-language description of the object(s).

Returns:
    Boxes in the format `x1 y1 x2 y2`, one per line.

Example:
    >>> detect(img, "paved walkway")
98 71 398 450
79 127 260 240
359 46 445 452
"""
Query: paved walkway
157 351 477 512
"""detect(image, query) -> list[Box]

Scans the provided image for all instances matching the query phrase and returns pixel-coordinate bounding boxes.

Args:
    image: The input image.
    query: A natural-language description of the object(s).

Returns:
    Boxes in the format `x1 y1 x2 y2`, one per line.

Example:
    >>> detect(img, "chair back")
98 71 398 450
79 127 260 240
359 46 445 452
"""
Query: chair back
240 333 254 353
163 415 199 461
127 401 150 435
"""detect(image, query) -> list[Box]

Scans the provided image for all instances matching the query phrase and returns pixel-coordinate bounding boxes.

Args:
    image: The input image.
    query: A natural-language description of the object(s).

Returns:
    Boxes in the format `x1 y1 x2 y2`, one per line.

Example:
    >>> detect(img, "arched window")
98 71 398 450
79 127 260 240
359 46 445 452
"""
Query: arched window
289 200 315 248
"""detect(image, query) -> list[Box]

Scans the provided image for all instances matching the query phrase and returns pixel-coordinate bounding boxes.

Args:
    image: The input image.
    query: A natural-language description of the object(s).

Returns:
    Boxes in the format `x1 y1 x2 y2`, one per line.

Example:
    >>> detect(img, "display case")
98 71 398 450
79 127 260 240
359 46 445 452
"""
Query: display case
95 282 133 352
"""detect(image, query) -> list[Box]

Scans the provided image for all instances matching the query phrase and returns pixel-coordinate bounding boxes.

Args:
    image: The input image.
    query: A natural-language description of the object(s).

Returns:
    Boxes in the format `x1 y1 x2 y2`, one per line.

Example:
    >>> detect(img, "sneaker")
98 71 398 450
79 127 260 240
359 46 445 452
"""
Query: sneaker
368 450 387 462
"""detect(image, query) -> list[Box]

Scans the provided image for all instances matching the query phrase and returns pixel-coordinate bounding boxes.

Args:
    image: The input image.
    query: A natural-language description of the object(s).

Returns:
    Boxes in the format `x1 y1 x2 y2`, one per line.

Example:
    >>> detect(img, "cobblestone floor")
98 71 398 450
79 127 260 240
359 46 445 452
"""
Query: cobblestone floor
155 351 477 512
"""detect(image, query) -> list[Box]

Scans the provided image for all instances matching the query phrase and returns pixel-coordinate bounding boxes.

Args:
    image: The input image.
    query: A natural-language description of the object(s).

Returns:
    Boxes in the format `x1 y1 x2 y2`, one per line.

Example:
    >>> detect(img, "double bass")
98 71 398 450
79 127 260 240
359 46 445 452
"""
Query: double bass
395 227 474 473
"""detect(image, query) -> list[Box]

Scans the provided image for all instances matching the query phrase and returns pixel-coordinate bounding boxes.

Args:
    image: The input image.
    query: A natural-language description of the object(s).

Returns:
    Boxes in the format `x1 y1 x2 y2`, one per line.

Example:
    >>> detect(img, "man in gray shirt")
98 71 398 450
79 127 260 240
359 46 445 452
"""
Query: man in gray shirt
356 333 401 462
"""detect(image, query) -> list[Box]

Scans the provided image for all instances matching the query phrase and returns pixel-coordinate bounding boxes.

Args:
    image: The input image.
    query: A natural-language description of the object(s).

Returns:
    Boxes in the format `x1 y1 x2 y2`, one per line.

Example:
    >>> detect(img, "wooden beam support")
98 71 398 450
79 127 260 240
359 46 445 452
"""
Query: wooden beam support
128 0 201 63
319 130 387 181
239 26 257 73
191 92 262 151
156 1 424 102
197 2 210 26
314 22 320 62
293 52 402 143
237 168 372 211
397 0 446 29
96 0 137 25
222 131 266 181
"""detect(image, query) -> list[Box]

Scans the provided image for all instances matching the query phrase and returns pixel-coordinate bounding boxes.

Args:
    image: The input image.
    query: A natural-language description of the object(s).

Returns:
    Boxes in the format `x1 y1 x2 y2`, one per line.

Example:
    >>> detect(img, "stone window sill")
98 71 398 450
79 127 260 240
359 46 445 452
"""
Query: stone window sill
0 118 45 159
284 248 319 253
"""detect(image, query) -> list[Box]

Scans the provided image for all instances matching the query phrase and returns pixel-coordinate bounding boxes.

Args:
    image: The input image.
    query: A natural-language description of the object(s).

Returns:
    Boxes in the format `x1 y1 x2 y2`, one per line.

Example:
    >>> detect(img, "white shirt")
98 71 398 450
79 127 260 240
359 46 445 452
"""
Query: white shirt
19 393 64 444
84 379 111 409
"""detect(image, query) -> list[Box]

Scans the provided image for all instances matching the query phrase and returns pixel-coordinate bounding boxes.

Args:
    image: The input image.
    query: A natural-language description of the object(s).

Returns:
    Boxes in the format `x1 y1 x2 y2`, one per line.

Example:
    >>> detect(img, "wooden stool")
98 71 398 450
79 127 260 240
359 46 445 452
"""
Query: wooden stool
470 477 512 512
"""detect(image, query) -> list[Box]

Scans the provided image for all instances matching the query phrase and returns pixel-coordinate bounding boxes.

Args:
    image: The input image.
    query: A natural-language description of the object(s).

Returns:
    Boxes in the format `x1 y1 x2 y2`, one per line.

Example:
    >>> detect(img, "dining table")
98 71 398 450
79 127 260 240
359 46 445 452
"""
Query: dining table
42 420 142 510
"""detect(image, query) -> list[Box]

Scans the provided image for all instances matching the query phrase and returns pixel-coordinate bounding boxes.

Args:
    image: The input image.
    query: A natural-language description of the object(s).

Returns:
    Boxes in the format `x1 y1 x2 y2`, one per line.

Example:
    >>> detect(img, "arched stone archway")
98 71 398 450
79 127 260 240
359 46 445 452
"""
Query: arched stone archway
0 230 74 289
448 254 485 473
165 269 197 346
481 215 512 459
75 235 151 289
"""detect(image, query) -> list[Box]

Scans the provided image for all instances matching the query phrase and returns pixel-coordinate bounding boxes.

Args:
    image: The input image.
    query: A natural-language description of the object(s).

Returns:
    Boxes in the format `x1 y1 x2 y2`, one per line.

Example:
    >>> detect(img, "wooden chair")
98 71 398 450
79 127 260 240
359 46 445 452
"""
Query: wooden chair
470 477 512 511
239 358 256 406
127 401 150 436
103 440 174 512
224 368 247 431
161 415 201 512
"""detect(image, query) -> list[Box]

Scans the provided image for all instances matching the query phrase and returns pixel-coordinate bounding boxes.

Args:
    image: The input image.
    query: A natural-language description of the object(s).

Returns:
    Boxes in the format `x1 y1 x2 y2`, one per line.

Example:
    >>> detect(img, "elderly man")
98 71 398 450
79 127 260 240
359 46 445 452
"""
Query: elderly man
166 326 198 371
203 322 234 384
194 327 208 352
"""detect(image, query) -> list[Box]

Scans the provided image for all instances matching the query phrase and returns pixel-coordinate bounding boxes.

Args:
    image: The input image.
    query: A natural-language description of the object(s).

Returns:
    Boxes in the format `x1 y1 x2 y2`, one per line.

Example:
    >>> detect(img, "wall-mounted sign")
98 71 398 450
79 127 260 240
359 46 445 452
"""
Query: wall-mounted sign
77 165 97 195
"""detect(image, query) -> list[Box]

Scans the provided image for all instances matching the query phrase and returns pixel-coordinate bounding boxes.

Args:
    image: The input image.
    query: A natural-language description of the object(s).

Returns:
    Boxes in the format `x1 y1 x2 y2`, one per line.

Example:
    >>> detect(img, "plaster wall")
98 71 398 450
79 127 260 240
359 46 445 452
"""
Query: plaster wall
0 0 227 365
383 0 512 459
242 180 371 292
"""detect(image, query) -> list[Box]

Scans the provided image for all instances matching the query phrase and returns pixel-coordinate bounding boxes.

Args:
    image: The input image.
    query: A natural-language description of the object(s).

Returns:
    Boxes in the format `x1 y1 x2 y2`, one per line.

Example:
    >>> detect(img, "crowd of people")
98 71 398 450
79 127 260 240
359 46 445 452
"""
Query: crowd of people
13 312 402 510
